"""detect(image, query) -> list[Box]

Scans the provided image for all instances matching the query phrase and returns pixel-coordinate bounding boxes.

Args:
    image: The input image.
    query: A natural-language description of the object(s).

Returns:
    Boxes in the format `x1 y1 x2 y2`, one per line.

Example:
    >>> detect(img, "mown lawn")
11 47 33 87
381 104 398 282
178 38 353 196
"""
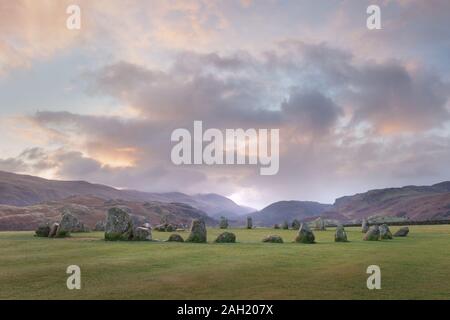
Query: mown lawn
0 225 449 299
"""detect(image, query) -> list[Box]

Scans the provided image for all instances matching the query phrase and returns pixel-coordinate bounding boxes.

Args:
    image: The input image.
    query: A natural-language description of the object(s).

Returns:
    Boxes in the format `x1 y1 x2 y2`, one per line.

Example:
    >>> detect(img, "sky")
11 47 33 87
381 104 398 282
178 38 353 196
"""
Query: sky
1 0 450 209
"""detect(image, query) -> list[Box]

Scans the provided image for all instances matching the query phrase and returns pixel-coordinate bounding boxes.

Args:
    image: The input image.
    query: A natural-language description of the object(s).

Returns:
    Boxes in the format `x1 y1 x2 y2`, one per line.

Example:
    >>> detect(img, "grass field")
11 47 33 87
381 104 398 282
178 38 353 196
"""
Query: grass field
0 225 449 300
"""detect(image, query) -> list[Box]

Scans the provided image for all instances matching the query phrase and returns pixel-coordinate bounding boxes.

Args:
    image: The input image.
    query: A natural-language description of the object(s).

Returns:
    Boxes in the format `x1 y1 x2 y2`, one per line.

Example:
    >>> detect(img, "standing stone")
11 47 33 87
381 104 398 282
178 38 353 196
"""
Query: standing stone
247 217 253 229
105 207 134 241
219 217 229 229
282 221 289 230
262 235 284 243
48 223 59 238
94 220 106 231
335 225 348 242
142 223 152 230
394 226 409 237
364 225 380 241
295 223 315 244
362 218 369 233
167 234 184 242
58 212 85 236
35 224 51 237
314 217 326 231
291 219 301 230
133 227 152 241
379 224 393 240
215 232 236 243
186 219 207 243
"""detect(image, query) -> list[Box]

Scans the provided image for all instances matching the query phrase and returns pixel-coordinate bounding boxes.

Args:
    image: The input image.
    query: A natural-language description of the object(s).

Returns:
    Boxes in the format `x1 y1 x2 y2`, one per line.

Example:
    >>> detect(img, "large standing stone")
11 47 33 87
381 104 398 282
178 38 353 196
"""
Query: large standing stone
394 226 409 237
35 224 51 237
57 212 85 236
215 232 236 243
247 217 253 229
362 218 369 233
262 235 283 243
105 207 134 241
48 222 60 238
186 219 207 243
133 227 152 241
363 225 380 241
291 219 301 230
335 225 348 242
314 217 326 231
379 224 393 240
295 223 315 243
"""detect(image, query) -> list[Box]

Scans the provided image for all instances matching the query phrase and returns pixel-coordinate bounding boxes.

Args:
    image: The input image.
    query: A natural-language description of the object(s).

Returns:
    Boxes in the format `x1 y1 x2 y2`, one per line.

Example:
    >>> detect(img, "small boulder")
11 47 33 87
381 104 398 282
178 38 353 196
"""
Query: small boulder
362 218 369 233
394 226 409 237
35 224 51 237
295 223 315 244
215 232 236 243
48 223 59 238
186 219 207 243
262 235 283 243
363 225 380 241
379 224 393 240
104 207 134 241
133 227 152 241
167 234 184 242
334 225 348 242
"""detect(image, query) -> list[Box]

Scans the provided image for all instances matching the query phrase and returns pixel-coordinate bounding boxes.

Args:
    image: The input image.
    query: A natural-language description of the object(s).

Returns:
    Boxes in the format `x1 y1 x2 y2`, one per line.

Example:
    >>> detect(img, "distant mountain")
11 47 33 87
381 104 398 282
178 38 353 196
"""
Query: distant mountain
325 182 450 222
0 171 251 217
0 195 216 231
249 201 332 226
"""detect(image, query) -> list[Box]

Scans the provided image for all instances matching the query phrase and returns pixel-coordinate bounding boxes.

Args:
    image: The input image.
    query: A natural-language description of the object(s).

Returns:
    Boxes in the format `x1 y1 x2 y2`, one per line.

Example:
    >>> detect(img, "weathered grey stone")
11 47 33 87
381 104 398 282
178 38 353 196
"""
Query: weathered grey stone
262 235 283 243
362 218 369 233
394 226 409 237
364 225 380 241
94 220 106 231
35 224 50 237
314 217 326 231
154 223 176 232
282 221 289 229
219 217 229 229
379 224 393 240
295 223 315 243
104 207 134 241
186 219 207 243
215 232 236 243
142 223 152 229
58 212 85 235
48 223 59 238
335 225 348 242
247 217 253 229
291 219 301 230
167 234 184 242
133 227 152 241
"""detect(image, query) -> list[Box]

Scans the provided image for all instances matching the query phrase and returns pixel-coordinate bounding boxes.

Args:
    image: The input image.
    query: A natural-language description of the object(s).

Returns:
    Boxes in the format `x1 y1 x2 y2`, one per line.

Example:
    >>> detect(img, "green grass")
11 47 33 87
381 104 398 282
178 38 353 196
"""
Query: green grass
0 225 449 300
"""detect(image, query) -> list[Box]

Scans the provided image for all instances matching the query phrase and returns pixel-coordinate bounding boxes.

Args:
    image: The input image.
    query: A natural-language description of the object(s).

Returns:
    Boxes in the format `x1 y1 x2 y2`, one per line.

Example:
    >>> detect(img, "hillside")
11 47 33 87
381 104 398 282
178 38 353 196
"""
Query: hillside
325 182 450 222
0 171 251 217
0 195 216 231
249 201 332 226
